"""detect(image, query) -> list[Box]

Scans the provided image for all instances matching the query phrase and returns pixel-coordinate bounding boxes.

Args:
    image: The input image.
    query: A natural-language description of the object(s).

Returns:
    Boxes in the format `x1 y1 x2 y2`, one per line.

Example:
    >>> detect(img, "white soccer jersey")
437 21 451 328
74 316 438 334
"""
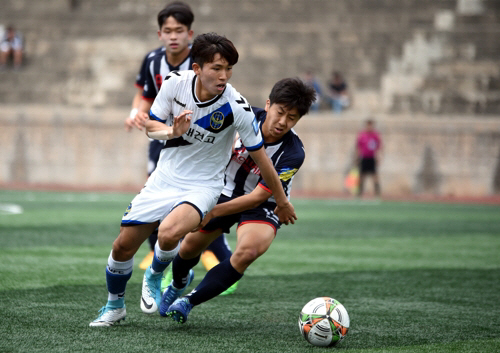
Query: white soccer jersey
149 70 263 190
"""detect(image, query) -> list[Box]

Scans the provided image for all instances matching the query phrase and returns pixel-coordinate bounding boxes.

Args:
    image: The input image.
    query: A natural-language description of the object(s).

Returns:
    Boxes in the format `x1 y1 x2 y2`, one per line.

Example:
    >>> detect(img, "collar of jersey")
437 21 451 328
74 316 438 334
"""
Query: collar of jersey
191 75 225 108
165 51 192 72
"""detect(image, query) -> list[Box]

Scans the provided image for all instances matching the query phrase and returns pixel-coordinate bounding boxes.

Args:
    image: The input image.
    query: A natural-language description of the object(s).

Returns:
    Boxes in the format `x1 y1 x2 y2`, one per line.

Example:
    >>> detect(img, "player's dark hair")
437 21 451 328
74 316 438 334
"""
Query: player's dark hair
157 1 194 29
191 32 239 68
269 77 316 117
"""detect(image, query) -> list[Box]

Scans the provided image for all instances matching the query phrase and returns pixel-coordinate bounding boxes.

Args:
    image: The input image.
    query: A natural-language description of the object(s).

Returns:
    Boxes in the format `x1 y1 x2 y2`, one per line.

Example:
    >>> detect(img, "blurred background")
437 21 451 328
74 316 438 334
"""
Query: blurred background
1 0 499 199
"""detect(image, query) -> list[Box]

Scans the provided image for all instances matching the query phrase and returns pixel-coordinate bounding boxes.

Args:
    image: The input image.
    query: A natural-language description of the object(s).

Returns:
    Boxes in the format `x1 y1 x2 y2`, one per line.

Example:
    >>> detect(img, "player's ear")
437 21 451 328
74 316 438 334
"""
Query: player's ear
188 29 194 41
157 30 161 40
265 99 271 112
192 62 201 75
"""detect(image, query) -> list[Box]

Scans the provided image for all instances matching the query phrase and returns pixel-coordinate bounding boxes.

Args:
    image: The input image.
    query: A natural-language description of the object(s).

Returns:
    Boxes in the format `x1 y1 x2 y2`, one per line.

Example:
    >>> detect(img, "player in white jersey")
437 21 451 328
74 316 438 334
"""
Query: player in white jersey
123 2 233 276
161 78 316 323
90 33 296 327
123 2 195 270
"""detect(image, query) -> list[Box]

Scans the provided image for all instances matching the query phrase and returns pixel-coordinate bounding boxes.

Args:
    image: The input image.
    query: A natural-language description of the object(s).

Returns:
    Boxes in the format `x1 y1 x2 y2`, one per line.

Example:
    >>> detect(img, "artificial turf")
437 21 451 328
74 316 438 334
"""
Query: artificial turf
0 190 499 352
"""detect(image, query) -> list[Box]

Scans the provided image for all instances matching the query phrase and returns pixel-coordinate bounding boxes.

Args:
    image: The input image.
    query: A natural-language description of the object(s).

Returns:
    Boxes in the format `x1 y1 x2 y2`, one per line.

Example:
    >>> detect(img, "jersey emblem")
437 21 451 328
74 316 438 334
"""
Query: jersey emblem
210 111 225 130
278 168 298 182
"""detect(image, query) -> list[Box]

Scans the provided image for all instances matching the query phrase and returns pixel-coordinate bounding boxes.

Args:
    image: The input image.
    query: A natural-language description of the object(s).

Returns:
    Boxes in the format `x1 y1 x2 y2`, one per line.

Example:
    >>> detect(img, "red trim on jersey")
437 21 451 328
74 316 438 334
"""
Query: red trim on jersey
258 183 272 194
135 83 144 89
141 96 155 102
237 221 277 235
199 228 215 234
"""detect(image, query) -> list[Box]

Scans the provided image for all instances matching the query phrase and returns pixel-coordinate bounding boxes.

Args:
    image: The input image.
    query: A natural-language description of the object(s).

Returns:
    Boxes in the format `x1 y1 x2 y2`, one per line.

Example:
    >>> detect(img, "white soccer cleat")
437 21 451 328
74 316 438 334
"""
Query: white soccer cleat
89 300 126 327
140 266 162 314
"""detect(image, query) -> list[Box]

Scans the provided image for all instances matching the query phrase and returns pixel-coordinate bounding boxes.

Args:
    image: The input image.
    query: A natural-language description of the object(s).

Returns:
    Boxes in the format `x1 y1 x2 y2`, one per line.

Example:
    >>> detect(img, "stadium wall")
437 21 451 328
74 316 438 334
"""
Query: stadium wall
1 105 499 197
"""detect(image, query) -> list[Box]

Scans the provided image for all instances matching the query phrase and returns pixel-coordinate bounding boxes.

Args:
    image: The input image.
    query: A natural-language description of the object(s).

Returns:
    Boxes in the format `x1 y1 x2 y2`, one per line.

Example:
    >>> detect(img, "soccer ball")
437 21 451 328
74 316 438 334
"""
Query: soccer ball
298 297 350 347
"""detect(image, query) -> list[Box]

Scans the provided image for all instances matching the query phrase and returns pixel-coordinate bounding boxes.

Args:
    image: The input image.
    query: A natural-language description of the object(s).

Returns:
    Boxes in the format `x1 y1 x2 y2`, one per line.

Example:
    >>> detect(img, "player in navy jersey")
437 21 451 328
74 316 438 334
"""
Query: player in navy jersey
123 2 234 276
90 33 297 327
162 77 316 323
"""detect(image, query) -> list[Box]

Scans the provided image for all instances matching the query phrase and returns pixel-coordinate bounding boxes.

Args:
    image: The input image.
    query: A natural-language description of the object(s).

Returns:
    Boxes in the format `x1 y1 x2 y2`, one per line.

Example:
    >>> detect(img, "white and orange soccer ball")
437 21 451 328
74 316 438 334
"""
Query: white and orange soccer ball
298 297 350 347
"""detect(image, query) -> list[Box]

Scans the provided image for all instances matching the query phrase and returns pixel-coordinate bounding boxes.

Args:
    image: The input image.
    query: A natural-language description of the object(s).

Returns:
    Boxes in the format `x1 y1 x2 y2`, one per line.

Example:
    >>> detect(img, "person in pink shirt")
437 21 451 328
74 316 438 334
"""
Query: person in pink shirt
356 119 382 197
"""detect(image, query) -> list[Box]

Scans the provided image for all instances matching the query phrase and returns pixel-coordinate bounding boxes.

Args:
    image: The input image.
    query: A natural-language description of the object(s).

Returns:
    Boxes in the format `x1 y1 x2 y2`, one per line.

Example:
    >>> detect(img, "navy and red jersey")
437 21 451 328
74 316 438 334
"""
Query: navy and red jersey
221 107 305 204
135 46 165 90
142 48 194 102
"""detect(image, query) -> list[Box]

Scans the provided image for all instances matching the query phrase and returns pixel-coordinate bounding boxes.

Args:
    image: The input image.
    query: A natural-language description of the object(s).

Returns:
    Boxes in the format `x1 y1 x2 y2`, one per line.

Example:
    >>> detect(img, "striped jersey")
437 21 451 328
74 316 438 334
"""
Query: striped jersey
149 70 263 190
142 48 194 101
135 46 164 89
222 107 305 203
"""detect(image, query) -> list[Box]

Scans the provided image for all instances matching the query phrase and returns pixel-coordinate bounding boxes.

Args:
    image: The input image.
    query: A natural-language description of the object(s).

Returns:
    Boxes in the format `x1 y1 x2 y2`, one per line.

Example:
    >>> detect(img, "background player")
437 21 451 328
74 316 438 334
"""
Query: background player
123 2 233 278
356 118 382 197
90 33 296 327
161 77 316 322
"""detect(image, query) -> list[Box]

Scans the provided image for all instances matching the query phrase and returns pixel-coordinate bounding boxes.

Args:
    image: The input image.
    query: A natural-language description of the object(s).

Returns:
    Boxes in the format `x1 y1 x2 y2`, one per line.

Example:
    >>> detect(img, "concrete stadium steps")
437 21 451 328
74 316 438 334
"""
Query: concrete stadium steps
0 0 499 113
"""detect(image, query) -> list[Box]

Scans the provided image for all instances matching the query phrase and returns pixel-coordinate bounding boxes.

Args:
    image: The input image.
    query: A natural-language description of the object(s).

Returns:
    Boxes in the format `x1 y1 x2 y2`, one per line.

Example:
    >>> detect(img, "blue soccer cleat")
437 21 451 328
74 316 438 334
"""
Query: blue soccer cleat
166 297 193 323
140 266 163 314
89 298 126 327
159 269 194 316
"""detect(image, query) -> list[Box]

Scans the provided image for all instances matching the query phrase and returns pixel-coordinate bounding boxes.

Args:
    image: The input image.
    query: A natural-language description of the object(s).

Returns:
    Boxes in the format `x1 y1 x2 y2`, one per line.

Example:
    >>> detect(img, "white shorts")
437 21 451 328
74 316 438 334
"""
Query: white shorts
0 38 22 52
121 172 221 226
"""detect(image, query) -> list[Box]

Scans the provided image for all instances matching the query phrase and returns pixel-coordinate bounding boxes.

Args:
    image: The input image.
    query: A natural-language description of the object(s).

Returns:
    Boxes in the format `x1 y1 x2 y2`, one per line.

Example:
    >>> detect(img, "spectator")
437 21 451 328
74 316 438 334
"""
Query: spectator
328 71 349 113
302 69 323 112
0 26 23 70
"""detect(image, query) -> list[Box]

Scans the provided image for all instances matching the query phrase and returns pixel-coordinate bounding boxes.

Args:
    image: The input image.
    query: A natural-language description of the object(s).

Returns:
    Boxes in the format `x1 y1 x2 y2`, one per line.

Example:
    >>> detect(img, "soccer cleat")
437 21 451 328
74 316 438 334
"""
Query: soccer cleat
89 299 126 327
161 267 173 293
200 250 219 271
220 280 239 296
140 266 163 314
139 251 154 270
166 297 193 323
159 269 195 316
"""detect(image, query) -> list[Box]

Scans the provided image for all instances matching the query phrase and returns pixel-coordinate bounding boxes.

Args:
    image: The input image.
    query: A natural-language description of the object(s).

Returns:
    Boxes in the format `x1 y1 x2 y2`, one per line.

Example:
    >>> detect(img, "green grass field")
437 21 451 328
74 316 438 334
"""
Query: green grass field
1 190 499 353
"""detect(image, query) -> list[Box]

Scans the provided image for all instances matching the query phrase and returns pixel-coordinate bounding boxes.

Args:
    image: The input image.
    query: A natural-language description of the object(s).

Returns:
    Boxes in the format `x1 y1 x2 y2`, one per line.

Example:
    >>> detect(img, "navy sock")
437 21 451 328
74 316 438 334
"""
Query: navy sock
206 234 232 261
106 268 132 295
172 254 200 288
186 258 242 306
148 228 158 251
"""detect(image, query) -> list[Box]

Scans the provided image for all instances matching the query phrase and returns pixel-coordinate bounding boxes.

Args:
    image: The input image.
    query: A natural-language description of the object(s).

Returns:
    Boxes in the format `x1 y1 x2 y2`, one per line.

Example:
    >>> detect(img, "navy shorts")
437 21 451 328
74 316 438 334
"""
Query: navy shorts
360 157 376 174
201 195 281 235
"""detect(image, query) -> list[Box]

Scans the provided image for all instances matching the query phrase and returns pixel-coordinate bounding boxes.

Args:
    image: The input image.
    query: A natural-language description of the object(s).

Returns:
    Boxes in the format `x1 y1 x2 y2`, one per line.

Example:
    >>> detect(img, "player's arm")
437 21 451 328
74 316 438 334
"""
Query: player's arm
145 110 192 140
248 147 296 225
133 98 153 131
125 87 143 131
194 186 271 231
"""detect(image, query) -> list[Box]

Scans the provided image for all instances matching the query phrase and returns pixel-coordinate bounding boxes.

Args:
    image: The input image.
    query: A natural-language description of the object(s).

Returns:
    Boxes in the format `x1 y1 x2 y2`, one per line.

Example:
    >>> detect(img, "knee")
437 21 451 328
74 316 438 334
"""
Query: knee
232 246 260 270
179 237 204 259
157 224 184 248
112 237 134 260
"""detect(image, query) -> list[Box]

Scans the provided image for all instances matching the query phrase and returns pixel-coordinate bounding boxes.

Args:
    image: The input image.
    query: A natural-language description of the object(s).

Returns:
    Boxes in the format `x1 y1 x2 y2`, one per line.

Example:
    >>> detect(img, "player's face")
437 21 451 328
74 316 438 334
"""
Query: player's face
193 54 233 101
158 16 193 57
262 101 300 143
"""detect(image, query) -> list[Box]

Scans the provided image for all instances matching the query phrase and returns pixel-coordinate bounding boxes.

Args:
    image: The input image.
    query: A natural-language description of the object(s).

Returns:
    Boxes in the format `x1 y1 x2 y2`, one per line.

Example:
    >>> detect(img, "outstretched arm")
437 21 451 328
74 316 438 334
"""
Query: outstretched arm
193 186 271 231
248 148 297 225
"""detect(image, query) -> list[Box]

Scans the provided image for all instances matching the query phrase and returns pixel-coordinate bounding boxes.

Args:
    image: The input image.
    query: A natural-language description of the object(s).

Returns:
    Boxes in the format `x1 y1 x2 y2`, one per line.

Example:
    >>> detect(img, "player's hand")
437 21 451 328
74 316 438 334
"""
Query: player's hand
173 110 193 137
192 210 214 232
124 117 135 132
133 111 149 131
274 201 297 225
